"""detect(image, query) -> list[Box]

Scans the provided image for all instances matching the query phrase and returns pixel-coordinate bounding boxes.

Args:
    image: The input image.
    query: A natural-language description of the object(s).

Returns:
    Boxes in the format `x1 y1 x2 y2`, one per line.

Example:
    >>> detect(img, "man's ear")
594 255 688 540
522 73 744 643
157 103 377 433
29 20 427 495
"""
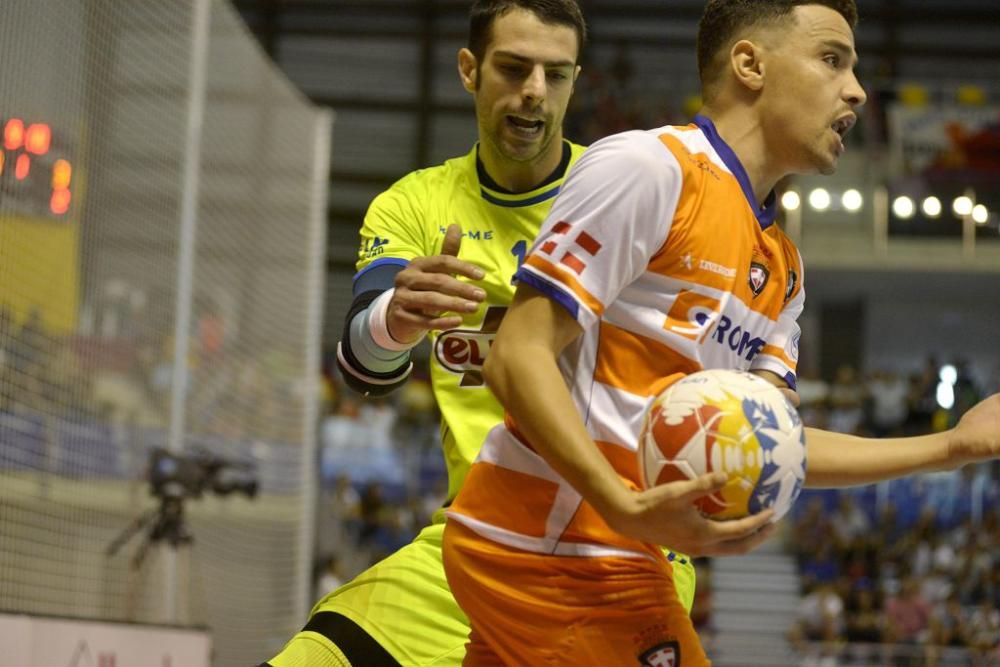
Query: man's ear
458 48 478 93
730 39 765 92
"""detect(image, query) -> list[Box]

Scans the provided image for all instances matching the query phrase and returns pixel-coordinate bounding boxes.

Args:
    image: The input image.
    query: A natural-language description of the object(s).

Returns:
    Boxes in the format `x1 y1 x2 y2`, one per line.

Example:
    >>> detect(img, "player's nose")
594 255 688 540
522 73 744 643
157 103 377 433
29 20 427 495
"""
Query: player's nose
522 65 546 105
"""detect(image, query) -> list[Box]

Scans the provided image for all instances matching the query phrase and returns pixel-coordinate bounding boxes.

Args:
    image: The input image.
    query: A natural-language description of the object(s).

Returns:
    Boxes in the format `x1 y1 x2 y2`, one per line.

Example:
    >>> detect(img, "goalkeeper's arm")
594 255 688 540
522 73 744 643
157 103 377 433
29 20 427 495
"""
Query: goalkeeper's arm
337 224 485 397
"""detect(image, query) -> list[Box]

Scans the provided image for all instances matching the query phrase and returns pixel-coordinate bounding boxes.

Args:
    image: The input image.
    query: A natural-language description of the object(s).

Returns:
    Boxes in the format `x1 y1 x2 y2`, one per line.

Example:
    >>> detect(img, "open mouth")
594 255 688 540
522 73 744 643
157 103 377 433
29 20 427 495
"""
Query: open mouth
831 115 856 139
506 115 544 136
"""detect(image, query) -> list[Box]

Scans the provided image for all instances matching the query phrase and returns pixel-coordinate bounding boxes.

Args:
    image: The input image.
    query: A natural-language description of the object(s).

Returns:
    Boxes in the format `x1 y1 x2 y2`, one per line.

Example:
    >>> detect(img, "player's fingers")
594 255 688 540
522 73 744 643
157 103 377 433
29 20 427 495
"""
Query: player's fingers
704 508 776 544
426 314 464 330
407 255 486 282
396 271 485 302
673 471 729 503
441 223 463 257
394 289 479 314
389 307 439 331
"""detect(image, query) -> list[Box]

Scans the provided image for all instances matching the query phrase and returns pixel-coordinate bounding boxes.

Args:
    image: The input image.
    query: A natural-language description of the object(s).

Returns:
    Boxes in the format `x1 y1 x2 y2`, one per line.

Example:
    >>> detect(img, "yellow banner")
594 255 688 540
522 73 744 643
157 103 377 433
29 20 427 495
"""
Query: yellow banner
0 215 79 333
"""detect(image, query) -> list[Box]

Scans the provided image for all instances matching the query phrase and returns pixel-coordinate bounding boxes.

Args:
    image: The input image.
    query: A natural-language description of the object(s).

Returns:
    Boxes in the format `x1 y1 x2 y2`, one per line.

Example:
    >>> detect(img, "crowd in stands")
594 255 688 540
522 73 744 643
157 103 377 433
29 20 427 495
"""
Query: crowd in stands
787 361 1000 665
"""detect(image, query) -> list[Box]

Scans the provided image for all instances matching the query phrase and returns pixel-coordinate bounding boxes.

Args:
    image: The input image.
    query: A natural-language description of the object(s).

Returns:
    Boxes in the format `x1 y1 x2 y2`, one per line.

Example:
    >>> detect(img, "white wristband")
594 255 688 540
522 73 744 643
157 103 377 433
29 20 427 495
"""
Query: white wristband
369 288 423 352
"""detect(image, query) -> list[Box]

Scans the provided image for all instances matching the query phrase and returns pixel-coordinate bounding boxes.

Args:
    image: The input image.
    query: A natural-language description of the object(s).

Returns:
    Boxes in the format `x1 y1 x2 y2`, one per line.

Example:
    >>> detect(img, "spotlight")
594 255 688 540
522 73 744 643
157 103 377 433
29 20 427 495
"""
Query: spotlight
808 188 831 211
781 191 801 211
892 196 915 219
921 196 942 218
952 196 974 217
972 205 989 225
841 189 863 212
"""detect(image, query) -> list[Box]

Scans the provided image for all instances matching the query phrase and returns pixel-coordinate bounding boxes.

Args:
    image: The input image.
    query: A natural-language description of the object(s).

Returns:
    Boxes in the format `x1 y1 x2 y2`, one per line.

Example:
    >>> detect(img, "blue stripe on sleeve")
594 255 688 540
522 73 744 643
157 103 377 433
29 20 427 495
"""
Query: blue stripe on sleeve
515 269 581 322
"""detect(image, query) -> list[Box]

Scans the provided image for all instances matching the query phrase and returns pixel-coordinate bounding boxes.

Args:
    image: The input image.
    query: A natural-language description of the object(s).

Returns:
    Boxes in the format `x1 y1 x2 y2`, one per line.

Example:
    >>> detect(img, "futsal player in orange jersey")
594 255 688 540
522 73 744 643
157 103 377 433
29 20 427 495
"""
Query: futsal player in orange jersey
442 1 1000 664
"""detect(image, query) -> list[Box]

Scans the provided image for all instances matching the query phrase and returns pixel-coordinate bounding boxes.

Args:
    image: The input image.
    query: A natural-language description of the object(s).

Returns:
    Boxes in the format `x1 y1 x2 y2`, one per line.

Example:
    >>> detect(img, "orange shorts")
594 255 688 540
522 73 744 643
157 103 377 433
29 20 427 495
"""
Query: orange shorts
442 520 710 666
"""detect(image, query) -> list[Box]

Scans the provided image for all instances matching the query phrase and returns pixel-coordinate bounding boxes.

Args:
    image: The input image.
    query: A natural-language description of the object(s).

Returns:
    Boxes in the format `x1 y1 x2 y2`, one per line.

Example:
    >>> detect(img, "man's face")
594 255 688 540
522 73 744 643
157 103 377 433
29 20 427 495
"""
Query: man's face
758 4 867 175
461 8 579 165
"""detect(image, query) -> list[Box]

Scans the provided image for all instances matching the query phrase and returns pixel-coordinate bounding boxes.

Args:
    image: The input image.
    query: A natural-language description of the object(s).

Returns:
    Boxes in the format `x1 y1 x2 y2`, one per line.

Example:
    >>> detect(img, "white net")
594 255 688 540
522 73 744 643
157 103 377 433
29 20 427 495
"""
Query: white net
0 1 330 665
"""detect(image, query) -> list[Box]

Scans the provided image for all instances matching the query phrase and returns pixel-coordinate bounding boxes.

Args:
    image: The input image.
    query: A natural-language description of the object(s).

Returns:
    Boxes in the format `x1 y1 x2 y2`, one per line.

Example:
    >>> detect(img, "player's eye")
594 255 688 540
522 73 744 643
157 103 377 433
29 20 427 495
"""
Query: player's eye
823 54 840 68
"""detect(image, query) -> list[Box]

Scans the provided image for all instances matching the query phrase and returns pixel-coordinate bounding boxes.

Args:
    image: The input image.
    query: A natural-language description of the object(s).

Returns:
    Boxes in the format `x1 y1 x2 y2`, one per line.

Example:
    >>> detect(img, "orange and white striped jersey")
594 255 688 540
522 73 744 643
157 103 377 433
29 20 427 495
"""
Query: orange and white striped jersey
447 116 805 560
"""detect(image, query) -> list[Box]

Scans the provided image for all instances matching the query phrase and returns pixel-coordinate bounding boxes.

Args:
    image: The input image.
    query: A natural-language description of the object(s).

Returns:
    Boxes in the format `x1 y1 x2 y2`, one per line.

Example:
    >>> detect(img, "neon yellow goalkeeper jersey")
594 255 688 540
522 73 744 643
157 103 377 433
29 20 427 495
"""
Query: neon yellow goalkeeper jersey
354 141 585 510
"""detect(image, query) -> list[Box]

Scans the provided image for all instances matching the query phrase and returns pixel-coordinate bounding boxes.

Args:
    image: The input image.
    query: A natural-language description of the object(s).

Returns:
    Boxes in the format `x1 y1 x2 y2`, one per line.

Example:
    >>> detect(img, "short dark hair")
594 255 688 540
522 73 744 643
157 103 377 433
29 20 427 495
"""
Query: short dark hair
468 0 587 63
697 1 858 89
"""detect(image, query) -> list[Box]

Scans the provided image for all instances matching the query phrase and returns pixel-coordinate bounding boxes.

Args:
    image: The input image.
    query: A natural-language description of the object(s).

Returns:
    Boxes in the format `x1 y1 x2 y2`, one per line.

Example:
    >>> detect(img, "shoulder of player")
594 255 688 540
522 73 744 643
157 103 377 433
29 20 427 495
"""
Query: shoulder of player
370 150 473 210
570 128 685 190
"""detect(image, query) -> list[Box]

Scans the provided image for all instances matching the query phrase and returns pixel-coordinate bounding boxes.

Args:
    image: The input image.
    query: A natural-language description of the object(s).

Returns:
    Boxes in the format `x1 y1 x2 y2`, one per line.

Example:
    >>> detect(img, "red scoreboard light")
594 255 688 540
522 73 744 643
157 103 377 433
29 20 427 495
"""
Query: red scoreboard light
2 117 73 217
25 123 51 155
4 118 24 150
50 188 71 215
15 153 30 180
52 159 71 189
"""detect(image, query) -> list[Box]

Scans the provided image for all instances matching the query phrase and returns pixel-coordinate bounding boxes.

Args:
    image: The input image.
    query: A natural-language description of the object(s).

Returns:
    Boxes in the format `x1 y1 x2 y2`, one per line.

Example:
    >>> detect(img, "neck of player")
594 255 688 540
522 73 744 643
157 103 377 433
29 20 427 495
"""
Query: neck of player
698 105 784 207
479 135 565 193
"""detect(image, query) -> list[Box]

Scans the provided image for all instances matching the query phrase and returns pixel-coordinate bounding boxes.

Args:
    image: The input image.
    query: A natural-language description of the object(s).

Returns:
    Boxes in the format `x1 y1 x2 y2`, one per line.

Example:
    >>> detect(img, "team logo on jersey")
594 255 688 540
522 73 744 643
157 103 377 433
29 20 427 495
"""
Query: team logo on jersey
639 641 680 667
434 306 506 386
748 246 772 297
362 236 390 259
749 262 769 296
784 269 798 302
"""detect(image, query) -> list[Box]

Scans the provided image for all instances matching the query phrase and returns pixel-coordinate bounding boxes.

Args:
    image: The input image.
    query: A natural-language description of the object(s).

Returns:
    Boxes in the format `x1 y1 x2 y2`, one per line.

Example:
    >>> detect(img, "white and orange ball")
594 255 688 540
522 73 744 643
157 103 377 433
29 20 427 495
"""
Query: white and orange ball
638 369 806 521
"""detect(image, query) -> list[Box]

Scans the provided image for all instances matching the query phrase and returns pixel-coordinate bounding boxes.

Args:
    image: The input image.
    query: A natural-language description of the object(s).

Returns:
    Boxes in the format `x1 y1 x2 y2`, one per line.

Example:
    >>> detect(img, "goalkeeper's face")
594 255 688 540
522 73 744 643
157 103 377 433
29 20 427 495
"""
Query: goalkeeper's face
465 8 580 165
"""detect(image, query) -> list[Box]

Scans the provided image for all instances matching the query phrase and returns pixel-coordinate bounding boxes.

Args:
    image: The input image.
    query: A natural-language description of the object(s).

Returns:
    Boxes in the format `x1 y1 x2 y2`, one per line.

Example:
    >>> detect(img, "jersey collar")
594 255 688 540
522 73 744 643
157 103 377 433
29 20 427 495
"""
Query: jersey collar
475 141 571 208
692 114 778 230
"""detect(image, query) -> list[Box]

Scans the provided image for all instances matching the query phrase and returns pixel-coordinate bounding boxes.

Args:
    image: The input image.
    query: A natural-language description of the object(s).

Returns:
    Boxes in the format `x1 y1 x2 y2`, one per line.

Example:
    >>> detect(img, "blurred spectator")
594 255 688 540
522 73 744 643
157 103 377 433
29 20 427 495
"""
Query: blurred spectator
788 581 845 656
951 359 981 421
358 481 387 545
866 369 909 437
905 357 939 435
843 584 884 665
827 364 866 434
830 494 872 550
884 577 932 647
927 594 968 653
316 473 362 558
314 554 346 602
796 368 830 429
965 600 1000 663
801 541 841 588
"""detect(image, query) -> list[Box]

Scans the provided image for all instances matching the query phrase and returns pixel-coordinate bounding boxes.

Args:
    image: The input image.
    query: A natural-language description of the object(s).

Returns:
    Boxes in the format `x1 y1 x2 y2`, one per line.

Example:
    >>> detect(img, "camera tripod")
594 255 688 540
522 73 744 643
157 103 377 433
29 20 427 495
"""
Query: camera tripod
106 494 192 571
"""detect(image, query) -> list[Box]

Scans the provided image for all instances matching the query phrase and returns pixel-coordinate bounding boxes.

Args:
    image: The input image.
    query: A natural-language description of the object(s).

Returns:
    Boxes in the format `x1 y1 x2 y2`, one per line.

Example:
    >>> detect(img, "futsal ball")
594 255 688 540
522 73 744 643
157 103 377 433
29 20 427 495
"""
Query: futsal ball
638 369 806 522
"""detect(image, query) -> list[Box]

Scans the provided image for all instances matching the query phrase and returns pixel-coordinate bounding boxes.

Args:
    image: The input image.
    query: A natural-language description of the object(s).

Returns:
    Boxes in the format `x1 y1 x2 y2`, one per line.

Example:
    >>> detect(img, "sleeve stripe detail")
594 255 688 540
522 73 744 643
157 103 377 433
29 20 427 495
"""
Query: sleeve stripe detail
783 371 797 391
353 257 409 285
515 270 580 322
760 344 795 367
522 255 605 318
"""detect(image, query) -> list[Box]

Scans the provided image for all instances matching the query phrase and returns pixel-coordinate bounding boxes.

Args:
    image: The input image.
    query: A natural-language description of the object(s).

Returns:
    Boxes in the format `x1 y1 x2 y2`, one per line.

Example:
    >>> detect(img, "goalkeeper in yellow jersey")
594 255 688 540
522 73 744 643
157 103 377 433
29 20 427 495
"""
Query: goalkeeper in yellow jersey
263 2 696 665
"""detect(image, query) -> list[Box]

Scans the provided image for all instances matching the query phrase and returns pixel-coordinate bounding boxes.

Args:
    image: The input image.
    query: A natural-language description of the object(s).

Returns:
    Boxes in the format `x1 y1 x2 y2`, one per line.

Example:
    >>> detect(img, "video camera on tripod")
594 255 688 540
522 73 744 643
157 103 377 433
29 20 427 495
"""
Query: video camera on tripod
107 447 259 569
149 447 259 501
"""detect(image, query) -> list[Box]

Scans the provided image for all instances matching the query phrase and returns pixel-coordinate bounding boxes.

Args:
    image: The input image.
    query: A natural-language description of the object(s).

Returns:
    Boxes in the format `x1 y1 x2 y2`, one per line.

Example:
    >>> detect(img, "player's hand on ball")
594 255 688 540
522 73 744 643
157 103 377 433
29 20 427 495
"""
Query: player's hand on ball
606 471 777 558
388 223 486 344
947 392 1000 466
